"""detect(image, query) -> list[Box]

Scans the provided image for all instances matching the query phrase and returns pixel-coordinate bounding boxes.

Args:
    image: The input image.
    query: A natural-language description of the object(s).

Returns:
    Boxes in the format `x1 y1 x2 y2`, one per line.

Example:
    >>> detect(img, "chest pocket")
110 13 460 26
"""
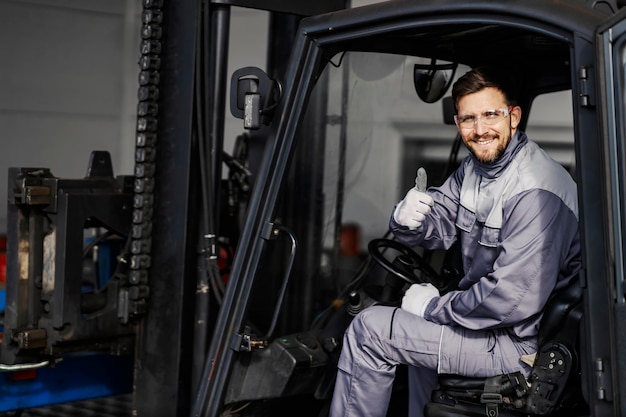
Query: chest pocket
456 205 501 248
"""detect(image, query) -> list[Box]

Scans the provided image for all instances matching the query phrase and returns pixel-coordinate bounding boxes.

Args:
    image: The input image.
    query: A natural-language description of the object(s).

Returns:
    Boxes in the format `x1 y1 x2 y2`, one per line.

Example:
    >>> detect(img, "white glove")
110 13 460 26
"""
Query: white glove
401 283 439 318
393 189 434 229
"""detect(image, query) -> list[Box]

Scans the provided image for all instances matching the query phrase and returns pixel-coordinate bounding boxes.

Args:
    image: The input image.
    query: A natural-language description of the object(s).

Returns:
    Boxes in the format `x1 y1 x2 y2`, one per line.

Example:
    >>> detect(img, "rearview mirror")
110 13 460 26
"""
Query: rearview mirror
413 60 457 103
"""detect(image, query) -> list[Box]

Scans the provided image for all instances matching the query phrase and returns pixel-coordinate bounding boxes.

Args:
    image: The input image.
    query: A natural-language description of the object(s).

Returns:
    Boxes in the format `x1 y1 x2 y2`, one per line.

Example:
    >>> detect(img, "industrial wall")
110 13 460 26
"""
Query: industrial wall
0 1 268 233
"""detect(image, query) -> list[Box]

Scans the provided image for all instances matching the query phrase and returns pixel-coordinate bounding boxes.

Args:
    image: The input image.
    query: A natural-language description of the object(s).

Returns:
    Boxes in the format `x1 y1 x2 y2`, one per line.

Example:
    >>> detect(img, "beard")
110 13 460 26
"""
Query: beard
464 131 511 165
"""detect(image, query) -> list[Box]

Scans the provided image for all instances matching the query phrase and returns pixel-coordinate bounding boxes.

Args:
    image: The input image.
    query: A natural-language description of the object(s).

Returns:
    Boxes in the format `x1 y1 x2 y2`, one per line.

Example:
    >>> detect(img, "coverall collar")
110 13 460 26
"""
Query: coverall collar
471 131 527 179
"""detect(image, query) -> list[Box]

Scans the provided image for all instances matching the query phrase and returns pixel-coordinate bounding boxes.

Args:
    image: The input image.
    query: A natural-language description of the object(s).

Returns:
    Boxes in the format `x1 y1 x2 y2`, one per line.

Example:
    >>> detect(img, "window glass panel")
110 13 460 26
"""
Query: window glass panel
526 91 576 174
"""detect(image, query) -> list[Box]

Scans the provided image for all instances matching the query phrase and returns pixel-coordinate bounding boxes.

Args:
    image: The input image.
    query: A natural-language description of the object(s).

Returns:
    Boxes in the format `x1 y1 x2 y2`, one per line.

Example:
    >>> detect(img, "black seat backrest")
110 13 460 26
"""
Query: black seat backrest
536 277 582 346
428 277 586 417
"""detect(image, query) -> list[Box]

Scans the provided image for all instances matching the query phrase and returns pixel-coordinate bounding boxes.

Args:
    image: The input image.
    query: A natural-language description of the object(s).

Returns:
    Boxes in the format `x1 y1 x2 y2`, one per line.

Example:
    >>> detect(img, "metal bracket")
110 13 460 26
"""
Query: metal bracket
595 357 610 400
11 169 56 207
13 328 47 350
578 66 596 108
260 220 280 241
230 333 268 352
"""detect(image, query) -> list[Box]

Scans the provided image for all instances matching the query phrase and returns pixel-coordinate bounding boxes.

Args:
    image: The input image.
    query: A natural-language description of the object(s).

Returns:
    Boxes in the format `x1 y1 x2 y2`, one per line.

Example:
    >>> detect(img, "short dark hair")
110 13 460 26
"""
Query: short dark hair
451 67 518 109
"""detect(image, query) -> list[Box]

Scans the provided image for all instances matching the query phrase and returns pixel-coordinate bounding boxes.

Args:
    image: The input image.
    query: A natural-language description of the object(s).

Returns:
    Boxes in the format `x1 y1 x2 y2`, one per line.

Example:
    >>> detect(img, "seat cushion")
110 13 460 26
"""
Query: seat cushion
437 374 485 390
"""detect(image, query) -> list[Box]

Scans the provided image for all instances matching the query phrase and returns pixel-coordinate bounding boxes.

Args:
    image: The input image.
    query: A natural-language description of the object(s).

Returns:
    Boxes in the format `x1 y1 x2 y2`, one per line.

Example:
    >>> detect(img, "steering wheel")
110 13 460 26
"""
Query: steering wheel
368 238 443 289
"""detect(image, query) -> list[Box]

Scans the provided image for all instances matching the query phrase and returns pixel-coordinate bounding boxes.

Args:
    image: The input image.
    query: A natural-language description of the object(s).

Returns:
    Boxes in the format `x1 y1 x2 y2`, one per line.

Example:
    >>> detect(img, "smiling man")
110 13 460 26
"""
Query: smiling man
455 90 520 164
328 67 581 417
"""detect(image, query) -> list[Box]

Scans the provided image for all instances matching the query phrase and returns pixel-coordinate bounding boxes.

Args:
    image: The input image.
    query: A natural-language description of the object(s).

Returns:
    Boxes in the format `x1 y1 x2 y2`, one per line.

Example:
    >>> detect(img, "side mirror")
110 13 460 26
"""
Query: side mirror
230 67 281 130
413 60 457 103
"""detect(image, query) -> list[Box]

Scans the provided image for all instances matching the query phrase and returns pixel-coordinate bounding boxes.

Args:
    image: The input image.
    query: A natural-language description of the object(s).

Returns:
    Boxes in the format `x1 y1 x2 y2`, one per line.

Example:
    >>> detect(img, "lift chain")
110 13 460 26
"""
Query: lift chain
119 0 164 323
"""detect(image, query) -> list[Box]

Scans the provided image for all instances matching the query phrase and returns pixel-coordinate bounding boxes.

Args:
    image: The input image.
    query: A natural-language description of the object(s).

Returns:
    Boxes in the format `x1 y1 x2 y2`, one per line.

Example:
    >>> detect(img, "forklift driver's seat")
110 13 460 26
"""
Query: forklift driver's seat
424 278 587 417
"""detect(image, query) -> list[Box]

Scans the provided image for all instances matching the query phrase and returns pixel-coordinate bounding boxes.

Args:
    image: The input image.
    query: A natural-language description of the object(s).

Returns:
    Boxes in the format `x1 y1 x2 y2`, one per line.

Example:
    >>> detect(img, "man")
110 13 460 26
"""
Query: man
328 67 581 417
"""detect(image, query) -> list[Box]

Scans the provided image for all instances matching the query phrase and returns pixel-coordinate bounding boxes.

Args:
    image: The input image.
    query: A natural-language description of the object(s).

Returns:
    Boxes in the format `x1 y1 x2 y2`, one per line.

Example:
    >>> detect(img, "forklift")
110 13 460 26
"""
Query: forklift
3 0 626 417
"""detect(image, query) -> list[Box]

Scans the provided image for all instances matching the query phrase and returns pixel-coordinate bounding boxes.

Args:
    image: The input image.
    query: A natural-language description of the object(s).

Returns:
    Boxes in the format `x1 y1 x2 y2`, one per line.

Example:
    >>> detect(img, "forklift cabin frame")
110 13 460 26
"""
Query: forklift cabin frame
194 1 626 417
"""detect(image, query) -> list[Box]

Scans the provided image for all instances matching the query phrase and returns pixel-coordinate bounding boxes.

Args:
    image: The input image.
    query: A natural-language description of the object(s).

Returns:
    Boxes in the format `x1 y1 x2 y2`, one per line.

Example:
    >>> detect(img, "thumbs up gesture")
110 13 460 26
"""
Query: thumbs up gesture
393 167 433 229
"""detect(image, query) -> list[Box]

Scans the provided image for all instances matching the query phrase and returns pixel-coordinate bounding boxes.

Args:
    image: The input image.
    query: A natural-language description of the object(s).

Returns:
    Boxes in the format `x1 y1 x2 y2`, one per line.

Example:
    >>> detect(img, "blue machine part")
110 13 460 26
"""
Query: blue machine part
0 353 134 412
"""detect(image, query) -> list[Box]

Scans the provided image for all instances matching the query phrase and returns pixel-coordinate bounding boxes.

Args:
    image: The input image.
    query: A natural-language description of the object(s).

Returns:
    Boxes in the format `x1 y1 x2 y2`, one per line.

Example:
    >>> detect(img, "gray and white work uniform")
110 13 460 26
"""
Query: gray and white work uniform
329 132 581 417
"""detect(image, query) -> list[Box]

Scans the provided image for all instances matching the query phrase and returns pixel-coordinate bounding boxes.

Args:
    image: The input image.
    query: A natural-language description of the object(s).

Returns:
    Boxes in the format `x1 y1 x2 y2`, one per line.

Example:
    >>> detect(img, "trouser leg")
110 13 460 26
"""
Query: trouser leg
329 306 443 417
329 364 393 417
329 305 536 417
